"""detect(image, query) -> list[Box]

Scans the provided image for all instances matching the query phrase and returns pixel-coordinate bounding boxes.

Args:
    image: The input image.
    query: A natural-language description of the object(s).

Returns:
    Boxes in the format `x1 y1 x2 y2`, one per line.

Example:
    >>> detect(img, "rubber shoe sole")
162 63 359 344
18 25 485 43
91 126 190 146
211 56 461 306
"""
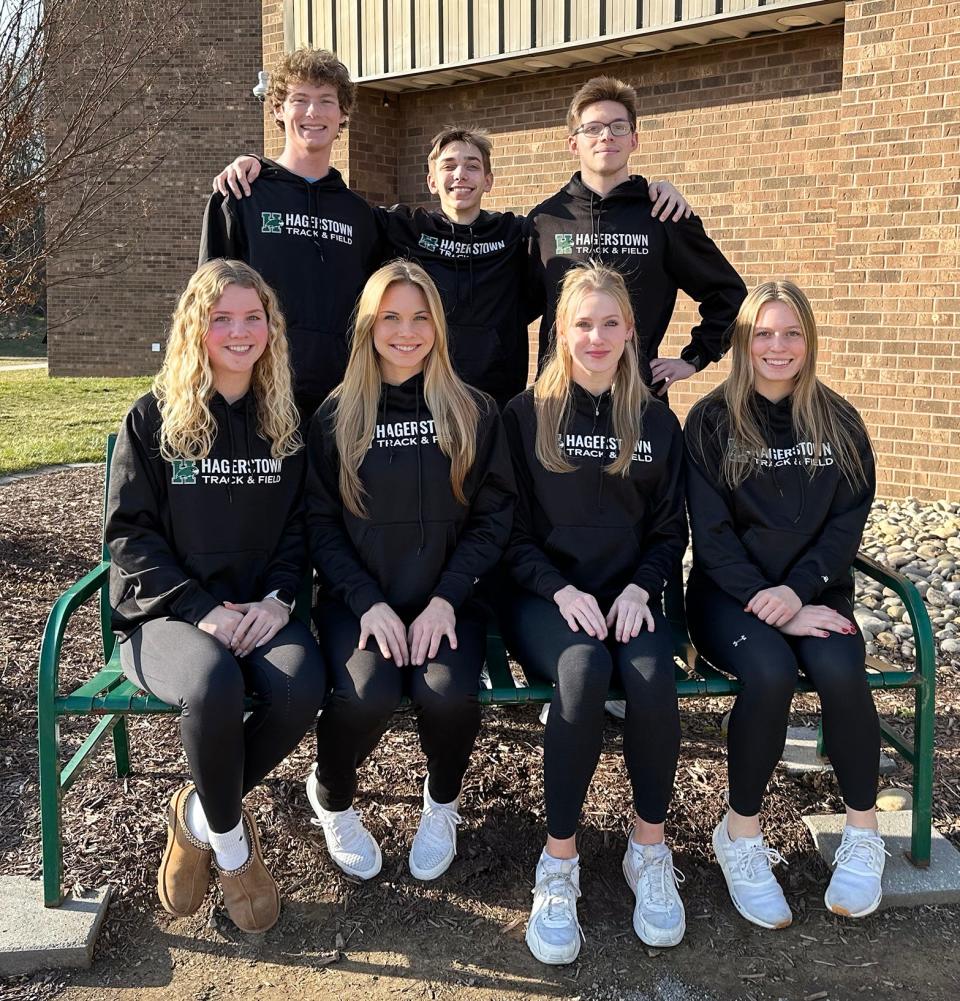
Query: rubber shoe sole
305 770 382 880
525 922 581 966
621 854 685 948
824 887 882 919
712 822 792 931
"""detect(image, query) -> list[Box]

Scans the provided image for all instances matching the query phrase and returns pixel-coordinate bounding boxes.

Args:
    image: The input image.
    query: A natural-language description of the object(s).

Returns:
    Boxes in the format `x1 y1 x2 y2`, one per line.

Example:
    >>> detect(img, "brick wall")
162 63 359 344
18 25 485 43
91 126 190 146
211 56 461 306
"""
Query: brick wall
46 3 960 499
828 1 960 500
47 1 264 376
345 13 958 501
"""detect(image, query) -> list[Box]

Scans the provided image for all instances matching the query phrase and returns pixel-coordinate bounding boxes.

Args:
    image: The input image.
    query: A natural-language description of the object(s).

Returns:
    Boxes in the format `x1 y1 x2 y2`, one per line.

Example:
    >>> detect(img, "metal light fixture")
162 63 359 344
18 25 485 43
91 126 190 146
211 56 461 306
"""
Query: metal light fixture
253 70 269 102
777 14 817 27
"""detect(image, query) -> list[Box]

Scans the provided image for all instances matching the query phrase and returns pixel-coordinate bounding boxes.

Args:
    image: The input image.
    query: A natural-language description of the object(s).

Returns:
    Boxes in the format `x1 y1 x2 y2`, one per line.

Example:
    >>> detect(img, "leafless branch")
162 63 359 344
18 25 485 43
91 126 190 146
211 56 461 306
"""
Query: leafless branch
0 0 211 313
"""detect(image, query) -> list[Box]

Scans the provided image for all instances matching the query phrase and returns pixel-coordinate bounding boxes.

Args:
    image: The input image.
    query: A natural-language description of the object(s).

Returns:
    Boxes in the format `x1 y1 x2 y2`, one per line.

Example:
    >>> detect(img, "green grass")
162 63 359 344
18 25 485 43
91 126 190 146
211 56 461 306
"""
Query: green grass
0 369 152 475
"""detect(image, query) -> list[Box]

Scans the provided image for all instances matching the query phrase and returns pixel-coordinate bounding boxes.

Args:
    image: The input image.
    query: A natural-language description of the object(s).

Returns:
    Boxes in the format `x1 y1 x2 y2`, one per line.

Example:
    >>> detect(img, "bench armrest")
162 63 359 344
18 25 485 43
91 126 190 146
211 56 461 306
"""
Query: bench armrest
38 562 112 707
853 552 936 688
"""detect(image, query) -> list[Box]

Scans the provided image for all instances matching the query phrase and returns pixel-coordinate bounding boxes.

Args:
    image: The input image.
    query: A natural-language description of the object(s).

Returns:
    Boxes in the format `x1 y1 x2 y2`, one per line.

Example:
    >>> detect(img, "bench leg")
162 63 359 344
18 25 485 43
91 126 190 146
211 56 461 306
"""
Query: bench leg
112 716 131 777
38 708 64 907
909 679 934 867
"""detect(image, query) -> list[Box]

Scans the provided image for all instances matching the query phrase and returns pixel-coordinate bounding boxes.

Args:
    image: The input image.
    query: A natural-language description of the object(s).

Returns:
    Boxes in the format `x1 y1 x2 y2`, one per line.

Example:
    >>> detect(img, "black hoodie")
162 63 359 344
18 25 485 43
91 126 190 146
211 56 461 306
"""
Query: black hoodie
375 205 529 408
527 173 747 384
306 375 516 618
684 391 876 606
502 386 686 605
200 159 381 414
105 392 307 638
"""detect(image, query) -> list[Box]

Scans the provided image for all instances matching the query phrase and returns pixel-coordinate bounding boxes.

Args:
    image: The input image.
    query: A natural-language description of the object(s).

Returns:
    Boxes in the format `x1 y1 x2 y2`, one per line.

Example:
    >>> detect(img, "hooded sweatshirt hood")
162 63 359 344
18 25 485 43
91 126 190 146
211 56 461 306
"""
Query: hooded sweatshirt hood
376 205 529 407
527 172 746 386
503 386 686 604
105 392 307 637
200 158 381 413
307 375 516 617
684 390 876 606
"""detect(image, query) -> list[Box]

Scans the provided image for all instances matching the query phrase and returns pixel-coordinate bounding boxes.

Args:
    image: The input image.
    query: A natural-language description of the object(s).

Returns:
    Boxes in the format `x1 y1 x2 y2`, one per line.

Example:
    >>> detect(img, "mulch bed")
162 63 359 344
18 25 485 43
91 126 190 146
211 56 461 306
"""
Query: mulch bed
3 466 960 1000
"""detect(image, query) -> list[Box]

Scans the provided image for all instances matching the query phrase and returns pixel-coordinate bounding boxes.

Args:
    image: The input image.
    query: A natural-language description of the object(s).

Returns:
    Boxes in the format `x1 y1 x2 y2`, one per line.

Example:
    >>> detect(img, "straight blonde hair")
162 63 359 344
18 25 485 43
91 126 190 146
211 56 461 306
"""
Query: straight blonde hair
153 259 301 461
534 262 650 476
332 260 479 518
701 280 870 490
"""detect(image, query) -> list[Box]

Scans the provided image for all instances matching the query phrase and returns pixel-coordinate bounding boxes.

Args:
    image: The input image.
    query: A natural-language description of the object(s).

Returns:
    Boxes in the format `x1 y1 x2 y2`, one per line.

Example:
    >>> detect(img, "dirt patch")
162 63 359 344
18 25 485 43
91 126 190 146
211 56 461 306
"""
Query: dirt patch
3 467 960 1001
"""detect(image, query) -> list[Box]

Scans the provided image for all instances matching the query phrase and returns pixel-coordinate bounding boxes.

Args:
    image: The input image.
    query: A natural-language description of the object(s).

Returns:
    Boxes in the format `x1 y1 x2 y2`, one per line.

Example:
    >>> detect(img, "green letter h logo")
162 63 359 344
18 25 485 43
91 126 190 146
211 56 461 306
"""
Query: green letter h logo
261 212 283 234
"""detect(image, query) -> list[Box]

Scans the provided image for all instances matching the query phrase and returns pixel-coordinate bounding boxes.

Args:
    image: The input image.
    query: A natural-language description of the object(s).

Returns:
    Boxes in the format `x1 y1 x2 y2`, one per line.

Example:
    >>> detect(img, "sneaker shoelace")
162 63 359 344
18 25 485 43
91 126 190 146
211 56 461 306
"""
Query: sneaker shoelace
735 841 788 883
417 801 462 852
833 832 889 874
312 806 367 850
637 853 686 913
533 870 585 940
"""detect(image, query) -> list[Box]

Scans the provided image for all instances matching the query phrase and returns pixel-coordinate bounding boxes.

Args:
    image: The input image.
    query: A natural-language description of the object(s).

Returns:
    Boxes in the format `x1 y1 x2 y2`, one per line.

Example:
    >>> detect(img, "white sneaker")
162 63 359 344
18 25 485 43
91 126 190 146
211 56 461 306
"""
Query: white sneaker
409 779 462 880
538 702 551 725
305 767 382 879
712 814 792 929
526 853 584 965
604 700 627 720
825 826 888 918
622 841 686 947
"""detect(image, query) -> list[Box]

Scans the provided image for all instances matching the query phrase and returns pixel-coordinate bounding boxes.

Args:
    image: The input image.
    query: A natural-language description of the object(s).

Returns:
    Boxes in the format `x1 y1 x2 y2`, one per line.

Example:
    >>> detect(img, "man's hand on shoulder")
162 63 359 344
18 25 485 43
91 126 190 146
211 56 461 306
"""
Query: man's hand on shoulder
647 179 693 222
650 357 696 395
212 155 262 199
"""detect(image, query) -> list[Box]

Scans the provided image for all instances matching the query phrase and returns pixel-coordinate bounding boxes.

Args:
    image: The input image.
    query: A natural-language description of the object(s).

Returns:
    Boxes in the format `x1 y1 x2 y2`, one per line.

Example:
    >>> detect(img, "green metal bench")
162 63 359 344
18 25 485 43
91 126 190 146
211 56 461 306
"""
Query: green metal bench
38 436 937 907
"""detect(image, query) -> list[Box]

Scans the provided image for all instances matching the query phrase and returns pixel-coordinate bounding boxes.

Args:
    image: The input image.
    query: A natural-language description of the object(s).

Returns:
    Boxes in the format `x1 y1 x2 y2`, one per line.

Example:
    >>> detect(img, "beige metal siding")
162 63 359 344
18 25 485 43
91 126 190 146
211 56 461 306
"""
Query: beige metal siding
285 2 833 78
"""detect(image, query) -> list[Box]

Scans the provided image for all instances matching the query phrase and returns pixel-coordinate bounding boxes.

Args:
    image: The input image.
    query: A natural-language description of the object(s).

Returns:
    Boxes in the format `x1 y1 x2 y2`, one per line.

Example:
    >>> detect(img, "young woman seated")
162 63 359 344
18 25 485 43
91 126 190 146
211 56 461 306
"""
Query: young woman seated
500 262 688 965
684 280 883 929
105 259 326 933
305 260 515 882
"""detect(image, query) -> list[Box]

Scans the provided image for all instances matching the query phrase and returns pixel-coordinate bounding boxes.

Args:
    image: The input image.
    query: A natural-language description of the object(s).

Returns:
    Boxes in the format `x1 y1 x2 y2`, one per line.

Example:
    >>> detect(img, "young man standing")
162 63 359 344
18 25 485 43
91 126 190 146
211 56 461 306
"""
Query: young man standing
528 76 747 396
373 129 529 410
213 125 690 410
200 49 380 417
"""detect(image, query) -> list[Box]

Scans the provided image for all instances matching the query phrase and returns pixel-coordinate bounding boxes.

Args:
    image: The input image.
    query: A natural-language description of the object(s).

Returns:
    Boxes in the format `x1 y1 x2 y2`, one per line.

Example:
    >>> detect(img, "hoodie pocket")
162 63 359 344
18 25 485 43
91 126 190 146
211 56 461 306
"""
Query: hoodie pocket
544 525 641 596
742 526 813 582
447 324 505 392
358 521 457 611
184 549 270 604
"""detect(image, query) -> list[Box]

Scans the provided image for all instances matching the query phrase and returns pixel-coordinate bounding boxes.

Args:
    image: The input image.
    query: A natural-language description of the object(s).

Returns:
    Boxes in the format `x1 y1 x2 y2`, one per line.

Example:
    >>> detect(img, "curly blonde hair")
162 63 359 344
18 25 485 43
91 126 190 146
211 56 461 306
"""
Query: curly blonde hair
153 260 301 461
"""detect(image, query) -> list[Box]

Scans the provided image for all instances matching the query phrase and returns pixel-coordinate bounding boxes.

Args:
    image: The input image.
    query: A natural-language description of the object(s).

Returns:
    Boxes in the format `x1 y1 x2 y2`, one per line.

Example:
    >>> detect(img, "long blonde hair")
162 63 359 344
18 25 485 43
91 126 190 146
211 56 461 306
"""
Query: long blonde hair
534 262 650 476
332 260 479 518
153 259 301 461
702 280 870 490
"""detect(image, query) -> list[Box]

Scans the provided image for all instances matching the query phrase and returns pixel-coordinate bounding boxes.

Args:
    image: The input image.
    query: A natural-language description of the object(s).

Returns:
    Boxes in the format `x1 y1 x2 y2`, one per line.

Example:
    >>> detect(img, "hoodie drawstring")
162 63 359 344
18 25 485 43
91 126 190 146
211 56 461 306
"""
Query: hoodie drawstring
224 402 236 503
415 390 425 556
308 181 326 262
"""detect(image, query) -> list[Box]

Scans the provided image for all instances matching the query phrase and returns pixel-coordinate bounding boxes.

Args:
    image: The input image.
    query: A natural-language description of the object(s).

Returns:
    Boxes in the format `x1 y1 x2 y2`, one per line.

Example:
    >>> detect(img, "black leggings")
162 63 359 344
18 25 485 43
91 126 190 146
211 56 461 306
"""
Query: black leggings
502 590 681 840
685 576 880 815
312 598 486 811
120 617 327 832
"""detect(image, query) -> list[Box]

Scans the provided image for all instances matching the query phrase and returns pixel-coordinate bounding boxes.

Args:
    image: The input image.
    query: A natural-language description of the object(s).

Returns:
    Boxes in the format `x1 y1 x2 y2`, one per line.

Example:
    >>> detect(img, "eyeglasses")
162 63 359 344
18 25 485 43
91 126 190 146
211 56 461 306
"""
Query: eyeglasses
572 120 635 138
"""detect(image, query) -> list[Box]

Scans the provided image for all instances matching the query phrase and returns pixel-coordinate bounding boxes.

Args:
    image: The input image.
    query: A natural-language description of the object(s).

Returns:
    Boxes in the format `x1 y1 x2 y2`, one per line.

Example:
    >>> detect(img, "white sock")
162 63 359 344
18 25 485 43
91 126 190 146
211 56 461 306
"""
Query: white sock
184 790 210 845
208 818 250 871
540 848 579 867
631 838 666 857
